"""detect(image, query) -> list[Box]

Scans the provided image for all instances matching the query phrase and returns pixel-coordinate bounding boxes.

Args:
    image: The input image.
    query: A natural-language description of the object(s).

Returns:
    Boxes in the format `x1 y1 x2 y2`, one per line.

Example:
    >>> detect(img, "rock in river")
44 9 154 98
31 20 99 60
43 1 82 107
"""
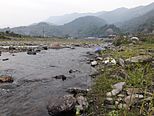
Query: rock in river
66 87 89 95
53 75 67 81
0 75 14 83
91 61 97 67
27 49 37 55
47 95 76 116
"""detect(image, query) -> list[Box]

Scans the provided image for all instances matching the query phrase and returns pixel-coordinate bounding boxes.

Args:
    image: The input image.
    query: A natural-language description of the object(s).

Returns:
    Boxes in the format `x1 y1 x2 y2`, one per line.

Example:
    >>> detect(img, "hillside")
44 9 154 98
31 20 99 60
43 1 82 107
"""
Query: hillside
1 16 110 37
46 13 95 25
119 9 154 33
100 2 154 24
45 2 154 25
1 22 61 37
61 16 107 37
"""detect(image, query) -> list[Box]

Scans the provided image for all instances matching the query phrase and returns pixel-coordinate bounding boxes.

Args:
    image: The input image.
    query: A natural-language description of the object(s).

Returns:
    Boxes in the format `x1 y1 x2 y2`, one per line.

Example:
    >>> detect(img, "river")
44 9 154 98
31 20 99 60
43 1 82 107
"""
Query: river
0 47 95 116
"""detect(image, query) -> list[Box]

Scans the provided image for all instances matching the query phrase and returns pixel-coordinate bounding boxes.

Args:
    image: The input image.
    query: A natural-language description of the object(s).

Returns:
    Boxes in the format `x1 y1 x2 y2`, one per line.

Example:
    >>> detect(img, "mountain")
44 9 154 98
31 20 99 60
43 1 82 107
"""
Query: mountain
137 12 154 33
46 13 95 25
46 2 154 25
99 2 154 24
61 16 107 37
120 9 154 33
1 22 61 37
2 16 109 37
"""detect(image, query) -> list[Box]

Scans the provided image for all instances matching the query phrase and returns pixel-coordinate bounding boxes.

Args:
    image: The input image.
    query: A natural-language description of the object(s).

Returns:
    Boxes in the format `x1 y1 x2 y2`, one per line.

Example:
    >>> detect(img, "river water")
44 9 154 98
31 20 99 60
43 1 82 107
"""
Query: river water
0 47 95 116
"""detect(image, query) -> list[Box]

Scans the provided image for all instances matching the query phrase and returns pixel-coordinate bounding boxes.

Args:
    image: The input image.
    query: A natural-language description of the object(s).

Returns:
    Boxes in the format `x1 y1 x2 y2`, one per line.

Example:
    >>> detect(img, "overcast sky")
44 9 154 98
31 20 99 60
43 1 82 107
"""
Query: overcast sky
0 0 153 28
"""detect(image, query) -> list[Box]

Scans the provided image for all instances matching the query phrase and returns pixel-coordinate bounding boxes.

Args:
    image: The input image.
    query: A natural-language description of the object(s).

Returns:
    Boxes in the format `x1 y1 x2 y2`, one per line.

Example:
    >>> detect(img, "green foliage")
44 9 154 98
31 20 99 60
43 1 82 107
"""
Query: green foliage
113 36 131 46
138 34 154 44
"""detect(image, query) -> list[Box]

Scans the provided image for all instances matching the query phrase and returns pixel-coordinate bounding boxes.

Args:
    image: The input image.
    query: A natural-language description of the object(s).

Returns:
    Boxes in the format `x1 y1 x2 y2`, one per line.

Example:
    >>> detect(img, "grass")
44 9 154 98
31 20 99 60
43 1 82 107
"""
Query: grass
87 38 154 116
101 43 154 59
0 37 102 46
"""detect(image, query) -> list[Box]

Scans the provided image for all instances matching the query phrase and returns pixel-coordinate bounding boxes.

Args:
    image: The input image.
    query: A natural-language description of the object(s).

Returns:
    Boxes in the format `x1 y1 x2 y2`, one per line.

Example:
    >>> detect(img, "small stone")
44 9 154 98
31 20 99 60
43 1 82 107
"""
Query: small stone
106 92 112 97
0 75 14 83
76 96 88 111
91 61 97 66
113 82 126 90
117 97 123 102
126 88 142 95
106 97 113 101
130 37 139 41
111 89 121 96
104 98 114 105
124 94 144 105
135 94 144 99
2 58 9 61
115 101 119 105
53 75 67 81
103 57 116 65
106 82 126 97
42 46 48 50
66 87 89 94
118 58 125 67
96 57 103 60
117 94 125 98
27 49 37 55
118 103 127 109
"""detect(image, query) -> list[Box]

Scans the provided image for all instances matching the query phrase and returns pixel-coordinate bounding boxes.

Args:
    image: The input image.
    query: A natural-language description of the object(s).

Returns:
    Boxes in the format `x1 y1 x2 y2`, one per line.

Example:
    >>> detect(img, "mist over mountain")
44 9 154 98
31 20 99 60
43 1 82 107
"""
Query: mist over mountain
120 9 154 33
61 16 107 37
46 13 95 25
1 16 110 37
0 2 154 37
46 2 154 25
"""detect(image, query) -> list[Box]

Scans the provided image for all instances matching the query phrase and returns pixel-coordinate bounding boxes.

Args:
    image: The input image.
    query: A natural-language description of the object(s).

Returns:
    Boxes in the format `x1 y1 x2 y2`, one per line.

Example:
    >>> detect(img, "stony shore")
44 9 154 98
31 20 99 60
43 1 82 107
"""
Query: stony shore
87 37 154 116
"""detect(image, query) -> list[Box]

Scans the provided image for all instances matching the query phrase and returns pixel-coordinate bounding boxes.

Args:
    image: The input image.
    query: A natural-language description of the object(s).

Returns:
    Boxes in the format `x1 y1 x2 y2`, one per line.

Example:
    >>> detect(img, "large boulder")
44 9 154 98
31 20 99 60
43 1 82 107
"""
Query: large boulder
66 87 89 95
76 96 89 112
130 37 139 41
106 82 126 97
0 75 14 83
125 55 153 63
47 95 76 116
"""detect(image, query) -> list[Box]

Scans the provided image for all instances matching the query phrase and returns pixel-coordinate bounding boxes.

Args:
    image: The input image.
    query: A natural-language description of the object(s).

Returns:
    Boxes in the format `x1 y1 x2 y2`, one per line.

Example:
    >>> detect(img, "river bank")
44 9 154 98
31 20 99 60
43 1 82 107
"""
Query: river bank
87 36 154 116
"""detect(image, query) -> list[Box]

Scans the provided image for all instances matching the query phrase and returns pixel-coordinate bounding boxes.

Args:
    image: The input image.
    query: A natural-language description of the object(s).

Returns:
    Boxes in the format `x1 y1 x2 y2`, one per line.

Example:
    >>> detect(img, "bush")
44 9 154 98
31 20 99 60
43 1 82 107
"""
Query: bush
113 36 131 46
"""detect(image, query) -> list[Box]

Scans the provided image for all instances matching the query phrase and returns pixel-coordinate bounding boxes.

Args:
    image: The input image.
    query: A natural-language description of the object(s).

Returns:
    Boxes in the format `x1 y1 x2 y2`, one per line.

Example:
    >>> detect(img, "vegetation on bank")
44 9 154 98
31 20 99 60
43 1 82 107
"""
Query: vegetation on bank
87 35 154 116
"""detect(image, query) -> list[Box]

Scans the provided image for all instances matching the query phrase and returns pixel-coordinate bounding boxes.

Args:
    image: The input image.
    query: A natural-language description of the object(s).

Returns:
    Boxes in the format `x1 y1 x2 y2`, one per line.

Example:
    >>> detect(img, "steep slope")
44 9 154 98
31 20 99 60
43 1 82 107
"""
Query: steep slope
120 9 154 33
137 15 154 33
1 16 108 37
61 16 107 37
45 2 154 25
46 13 96 25
99 2 154 24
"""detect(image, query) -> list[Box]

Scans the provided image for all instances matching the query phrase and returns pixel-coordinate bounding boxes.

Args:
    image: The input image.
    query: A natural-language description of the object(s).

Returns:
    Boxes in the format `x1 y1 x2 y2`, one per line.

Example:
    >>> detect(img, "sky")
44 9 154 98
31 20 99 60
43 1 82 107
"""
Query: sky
0 0 153 28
